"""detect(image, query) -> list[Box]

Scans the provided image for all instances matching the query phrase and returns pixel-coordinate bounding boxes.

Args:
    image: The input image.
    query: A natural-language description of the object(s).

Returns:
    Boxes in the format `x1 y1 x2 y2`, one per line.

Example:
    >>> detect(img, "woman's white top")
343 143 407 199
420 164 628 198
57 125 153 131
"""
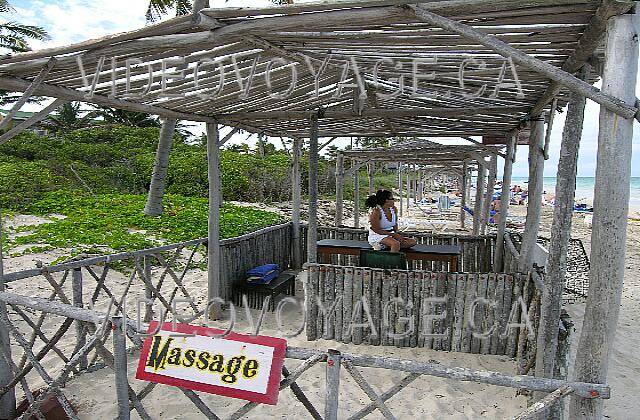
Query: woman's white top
368 205 396 245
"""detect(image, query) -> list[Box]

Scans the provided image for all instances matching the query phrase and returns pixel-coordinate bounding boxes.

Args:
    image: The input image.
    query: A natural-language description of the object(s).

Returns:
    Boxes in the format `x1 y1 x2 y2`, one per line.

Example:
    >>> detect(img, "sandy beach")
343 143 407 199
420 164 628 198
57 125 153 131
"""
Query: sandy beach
2 202 639 419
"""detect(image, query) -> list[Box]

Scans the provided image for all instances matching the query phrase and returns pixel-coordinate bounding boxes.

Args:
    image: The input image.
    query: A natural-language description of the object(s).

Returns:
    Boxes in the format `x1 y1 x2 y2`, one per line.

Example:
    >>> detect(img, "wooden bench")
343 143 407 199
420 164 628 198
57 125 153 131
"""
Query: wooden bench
232 271 296 311
317 239 460 272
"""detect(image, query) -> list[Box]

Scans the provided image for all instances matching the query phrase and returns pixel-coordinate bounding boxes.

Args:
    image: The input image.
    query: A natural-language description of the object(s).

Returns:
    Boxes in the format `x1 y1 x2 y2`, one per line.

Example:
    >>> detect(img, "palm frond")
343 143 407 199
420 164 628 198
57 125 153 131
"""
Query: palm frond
146 0 192 23
0 0 14 13
1 22 50 41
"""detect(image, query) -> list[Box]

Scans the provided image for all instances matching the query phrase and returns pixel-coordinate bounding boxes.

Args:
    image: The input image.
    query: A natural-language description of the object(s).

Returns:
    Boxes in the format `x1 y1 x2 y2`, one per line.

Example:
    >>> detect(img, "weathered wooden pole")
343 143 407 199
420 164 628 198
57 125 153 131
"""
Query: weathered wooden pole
291 138 302 269
518 118 545 272
472 161 486 235
307 115 319 264
325 349 342 420
112 316 130 420
570 10 639 418
417 168 423 202
398 163 404 217
535 66 589 415
406 165 411 212
368 162 375 195
494 135 517 270
206 121 222 319
335 153 344 227
460 161 469 228
0 212 16 419
354 161 361 228
481 154 497 235
144 117 177 216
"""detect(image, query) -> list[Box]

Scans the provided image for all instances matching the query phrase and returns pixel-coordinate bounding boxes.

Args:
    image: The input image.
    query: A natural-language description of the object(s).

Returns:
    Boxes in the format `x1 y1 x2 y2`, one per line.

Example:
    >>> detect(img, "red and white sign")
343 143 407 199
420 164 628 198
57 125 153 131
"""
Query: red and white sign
135 322 286 405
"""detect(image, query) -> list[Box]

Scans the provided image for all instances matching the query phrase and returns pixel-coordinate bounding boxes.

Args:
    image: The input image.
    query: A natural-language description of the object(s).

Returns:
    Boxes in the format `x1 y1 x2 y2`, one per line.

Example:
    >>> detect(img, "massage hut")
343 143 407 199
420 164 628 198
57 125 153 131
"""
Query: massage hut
0 1 637 418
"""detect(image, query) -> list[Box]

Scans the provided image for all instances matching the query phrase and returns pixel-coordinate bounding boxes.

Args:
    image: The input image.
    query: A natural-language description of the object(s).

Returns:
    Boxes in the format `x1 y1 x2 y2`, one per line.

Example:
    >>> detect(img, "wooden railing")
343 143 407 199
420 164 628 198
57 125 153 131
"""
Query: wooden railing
300 225 495 272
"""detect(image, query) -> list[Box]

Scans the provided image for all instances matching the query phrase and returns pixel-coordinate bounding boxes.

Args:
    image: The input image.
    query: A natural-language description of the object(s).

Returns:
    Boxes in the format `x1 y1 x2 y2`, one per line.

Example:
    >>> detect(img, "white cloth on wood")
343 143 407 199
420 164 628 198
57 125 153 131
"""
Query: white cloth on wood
368 205 396 249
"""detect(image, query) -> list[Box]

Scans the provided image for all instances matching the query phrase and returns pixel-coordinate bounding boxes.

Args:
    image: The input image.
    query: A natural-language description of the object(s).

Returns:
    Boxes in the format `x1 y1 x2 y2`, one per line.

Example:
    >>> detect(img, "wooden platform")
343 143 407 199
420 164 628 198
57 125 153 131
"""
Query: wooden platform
317 239 460 271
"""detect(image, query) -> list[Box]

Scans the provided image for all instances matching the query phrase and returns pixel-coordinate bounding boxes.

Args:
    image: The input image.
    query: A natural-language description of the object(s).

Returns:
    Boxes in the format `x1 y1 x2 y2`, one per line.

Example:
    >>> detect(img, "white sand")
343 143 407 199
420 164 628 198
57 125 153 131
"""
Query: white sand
3 208 639 418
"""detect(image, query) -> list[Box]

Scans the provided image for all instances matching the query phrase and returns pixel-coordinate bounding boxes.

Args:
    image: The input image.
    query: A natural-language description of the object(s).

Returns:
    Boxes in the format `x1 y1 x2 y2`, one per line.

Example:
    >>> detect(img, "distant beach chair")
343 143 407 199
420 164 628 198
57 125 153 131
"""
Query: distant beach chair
437 195 451 212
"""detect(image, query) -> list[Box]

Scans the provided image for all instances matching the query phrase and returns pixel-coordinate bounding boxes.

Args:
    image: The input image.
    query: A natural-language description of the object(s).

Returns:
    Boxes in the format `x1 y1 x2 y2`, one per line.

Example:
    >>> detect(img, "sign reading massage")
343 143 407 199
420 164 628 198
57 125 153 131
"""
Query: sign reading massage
135 322 286 405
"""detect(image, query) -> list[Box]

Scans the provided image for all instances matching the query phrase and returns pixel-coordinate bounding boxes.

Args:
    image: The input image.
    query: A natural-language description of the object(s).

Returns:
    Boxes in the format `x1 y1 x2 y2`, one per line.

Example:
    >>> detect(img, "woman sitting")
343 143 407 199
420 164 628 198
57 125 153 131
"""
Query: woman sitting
365 189 417 252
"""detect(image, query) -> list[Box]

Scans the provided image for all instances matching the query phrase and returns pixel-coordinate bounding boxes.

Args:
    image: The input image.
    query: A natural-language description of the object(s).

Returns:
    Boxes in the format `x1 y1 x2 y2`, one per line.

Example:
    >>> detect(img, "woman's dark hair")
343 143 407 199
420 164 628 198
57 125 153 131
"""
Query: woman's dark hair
365 189 393 208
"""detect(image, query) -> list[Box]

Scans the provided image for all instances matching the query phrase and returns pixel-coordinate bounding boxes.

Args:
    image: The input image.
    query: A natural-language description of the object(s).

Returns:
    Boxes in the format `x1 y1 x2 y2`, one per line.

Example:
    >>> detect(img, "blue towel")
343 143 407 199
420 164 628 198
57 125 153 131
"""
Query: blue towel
246 264 280 284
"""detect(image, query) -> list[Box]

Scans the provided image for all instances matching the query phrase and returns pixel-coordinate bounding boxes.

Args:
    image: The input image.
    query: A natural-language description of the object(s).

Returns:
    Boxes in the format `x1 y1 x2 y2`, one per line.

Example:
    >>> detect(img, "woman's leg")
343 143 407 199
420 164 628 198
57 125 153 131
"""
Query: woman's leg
399 236 417 248
381 236 401 252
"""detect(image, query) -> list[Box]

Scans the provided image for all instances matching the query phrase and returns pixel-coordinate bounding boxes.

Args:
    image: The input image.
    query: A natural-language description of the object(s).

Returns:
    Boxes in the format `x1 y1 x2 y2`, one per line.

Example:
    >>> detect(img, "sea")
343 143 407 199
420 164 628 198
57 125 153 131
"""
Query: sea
510 176 640 211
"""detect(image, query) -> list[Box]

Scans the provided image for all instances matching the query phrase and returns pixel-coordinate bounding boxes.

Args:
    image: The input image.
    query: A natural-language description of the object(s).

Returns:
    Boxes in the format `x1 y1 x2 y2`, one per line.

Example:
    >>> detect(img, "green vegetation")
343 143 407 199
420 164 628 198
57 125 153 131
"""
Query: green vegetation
6 191 283 258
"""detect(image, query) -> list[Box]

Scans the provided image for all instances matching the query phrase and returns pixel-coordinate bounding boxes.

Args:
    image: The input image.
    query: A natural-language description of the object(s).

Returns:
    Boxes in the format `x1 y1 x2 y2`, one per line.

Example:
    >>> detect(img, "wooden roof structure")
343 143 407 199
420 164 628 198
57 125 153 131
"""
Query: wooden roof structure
0 0 635 142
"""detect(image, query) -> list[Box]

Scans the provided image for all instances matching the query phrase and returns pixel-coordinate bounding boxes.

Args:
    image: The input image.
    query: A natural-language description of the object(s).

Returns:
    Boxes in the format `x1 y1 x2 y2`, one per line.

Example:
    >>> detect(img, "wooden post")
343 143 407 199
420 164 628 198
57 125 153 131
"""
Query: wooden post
398 163 404 217
535 66 589 414
460 161 468 228
307 115 319 264
335 153 344 227
481 155 497 235
325 349 342 420
206 121 223 319
144 117 177 216
292 138 302 268
368 162 375 195
72 268 88 370
354 161 361 228
0 212 16 419
570 10 639 418
494 135 517 270
112 316 130 420
406 165 410 212
473 161 486 235
417 168 423 202
518 119 545 272
143 255 153 322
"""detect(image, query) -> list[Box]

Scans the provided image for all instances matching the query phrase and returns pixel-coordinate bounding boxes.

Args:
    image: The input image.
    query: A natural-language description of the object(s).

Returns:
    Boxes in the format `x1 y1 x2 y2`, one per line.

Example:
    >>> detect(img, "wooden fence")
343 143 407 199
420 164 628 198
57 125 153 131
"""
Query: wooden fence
4 221 293 302
305 264 539 362
301 225 495 272
0 290 606 420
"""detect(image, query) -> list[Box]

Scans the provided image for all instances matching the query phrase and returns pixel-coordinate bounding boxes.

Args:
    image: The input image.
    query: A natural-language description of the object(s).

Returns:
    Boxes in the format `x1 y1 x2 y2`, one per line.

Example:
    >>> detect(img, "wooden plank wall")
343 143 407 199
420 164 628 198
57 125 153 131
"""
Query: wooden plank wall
305 264 540 357
219 222 293 299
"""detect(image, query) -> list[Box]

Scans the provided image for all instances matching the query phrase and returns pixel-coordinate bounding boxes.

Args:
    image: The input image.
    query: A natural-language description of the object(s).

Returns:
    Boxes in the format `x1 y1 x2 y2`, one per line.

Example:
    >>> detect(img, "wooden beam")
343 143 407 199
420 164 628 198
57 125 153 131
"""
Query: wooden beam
494 134 517 269
335 153 345 226
219 107 528 121
307 115 319 264
570 10 639 418
0 99 67 145
535 65 589 413
206 121 222 319
408 4 637 119
472 160 486 235
543 99 558 160
291 138 302 268
461 136 506 158
0 76 216 123
518 118 545 272
219 127 240 146
0 57 56 132
480 154 497 234
318 137 337 152
529 0 634 116
354 160 361 227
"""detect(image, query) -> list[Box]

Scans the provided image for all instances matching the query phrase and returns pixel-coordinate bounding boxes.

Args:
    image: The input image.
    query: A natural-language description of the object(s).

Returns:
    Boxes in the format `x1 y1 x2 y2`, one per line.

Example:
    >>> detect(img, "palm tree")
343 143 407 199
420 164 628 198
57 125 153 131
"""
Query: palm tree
42 102 96 133
94 107 161 128
145 0 193 23
0 0 49 53
0 0 49 105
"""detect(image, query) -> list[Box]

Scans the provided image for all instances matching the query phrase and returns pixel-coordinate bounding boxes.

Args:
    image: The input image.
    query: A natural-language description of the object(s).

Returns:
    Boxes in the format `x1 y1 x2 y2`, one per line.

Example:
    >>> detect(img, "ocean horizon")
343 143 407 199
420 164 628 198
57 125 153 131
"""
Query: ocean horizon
509 176 640 211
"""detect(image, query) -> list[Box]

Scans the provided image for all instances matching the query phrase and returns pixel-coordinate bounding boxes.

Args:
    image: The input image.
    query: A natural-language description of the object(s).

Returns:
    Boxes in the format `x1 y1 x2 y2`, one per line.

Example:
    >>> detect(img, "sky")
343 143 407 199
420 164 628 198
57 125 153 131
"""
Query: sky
2 0 640 177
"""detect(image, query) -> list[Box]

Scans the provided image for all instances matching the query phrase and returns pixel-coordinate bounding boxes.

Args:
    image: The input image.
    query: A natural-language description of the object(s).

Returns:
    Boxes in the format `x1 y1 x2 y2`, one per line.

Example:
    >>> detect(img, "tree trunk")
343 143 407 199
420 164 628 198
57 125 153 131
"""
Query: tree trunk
144 117 176 216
